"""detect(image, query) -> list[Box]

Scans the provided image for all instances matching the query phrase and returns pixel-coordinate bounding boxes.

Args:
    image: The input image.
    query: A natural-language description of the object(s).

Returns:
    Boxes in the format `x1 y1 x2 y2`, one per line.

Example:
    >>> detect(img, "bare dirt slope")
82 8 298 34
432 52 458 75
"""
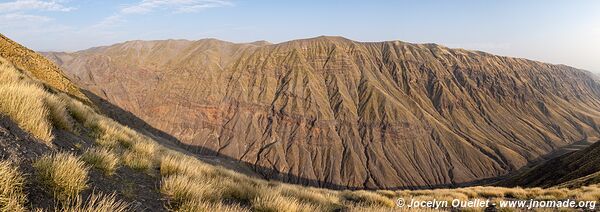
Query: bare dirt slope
44 36 600 189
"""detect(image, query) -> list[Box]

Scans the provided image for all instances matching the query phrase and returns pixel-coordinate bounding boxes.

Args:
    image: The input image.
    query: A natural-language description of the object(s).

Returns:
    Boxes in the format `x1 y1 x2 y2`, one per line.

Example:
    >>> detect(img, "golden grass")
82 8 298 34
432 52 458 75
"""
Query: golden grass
252 194 321 212
279 185 341 210
129 140 156 157
63 96 97 128
0 82 54 142
0 161 26 212
340 190 396 208
220 179 260 203
470 186 505 198
576 190 600 201
160 153 200 177
178 201 249 212
502 187 528 199
540 188 569 199
65 101 159 173
160 174 222 208
375 190 397 199
160 152 270 209
346 205 422 212
58 192 129 212
45 94 74 132
122 150 153 171
0 57 79 142
33 152 89 201
396 185 600 205
82 148 119 175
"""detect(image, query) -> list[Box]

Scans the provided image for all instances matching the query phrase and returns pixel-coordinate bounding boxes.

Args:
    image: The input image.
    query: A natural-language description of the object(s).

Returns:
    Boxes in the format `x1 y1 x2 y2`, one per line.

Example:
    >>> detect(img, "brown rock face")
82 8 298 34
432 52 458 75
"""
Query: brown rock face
43 36 600 189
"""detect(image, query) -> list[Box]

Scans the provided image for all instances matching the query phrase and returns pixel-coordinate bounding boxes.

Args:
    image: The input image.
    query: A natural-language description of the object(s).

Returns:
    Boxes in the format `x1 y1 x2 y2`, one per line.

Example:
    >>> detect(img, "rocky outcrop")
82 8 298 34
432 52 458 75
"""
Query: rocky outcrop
44 36 600 189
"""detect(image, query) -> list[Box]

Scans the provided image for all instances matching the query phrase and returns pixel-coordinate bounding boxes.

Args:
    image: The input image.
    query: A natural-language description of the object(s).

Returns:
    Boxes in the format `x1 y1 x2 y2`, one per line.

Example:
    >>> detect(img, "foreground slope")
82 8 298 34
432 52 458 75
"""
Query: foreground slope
45 36 600 189
502 140 600 188
0 34 88 102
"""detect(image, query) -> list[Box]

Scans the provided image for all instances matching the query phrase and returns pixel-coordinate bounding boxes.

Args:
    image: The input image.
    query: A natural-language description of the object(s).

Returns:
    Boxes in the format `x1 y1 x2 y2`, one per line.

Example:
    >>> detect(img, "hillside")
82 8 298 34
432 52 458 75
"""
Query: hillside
45 36 600 189
0 34 88 102
502 139 600 188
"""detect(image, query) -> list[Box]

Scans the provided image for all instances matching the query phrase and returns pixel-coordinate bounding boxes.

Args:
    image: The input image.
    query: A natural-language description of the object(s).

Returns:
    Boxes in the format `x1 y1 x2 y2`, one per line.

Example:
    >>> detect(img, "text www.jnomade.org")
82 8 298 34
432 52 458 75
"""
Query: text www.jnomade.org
396 198 597 210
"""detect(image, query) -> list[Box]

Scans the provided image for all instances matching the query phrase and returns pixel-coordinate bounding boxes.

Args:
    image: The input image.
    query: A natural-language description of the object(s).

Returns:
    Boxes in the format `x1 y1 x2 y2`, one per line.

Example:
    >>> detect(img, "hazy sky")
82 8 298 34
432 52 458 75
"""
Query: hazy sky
1 0 599 72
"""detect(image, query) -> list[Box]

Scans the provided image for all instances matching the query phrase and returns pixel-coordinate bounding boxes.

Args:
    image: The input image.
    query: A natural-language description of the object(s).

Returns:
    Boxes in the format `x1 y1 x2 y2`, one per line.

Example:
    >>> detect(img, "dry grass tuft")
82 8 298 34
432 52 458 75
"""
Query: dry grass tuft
502 187 528 199
470 187 505 198
346 205 419 212
82 148 119 175
340 190 396 208
33 152 89 201
220 179 260 203
0 58 80 142
63 96 97 127
160 152 266 206
375 190 397 199
160 174 222 209
0 161 27 212
159 153 199 177
0 82 54 142
541 188 569 199
279 185 340 210
59 192 129 212
178 201 249 212
159 152 228 179
45 94 74 132
122 149 153 171
252 194 321 212
130 140 156 156
577 190 600 201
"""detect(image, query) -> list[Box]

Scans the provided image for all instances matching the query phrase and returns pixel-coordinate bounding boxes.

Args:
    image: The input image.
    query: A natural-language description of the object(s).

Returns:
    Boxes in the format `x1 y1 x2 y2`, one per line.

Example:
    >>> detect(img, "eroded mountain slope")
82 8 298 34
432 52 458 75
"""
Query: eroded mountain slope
44 36 600 189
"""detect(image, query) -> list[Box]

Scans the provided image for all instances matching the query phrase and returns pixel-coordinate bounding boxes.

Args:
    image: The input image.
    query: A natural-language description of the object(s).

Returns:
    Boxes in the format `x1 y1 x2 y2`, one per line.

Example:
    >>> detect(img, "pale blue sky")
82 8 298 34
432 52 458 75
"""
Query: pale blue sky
1 0 599 72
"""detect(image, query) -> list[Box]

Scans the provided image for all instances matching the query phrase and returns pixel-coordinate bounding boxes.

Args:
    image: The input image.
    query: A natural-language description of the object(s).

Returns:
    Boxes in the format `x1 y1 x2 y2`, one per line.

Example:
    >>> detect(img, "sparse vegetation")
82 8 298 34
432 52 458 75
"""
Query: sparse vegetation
0 82 54 142
82 148 119 175
45 94 74 132
341 190 396 208
0 161 26 212
178 201 249 212
122 149 153 171
58 192 129 212
0 58 79 142
160 174 222 208
33 152 89 201
279 185 341 210
252 194 321 212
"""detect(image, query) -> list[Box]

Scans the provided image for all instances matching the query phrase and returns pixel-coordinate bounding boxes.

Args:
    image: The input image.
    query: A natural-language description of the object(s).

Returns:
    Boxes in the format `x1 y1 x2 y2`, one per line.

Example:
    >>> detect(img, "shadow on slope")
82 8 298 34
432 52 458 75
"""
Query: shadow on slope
0 115 167 211
500 139 600 188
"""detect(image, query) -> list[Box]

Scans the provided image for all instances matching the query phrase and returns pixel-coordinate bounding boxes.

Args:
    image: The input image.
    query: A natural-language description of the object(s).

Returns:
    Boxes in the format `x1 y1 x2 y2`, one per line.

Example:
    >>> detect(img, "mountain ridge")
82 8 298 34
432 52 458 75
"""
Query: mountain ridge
44 36 600 189
54 36 594 71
